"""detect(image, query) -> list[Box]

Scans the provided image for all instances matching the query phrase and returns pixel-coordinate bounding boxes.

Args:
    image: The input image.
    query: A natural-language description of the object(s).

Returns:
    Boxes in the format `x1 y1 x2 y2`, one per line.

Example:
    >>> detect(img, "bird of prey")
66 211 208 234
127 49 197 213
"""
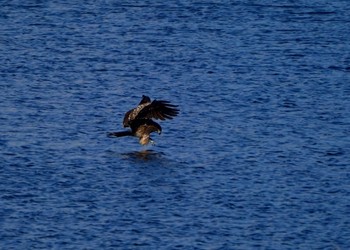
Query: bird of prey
108 95 179 145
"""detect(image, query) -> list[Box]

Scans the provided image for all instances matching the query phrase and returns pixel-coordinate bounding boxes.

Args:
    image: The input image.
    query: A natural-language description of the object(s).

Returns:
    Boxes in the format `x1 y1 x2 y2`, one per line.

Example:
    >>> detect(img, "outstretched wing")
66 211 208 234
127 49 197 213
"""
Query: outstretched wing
123 96 179 127
135 100 179 121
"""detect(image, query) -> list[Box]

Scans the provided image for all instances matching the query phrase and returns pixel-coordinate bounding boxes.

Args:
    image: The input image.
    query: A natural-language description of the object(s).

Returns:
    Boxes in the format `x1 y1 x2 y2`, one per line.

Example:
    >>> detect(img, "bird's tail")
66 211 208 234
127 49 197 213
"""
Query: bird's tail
107 131 133 137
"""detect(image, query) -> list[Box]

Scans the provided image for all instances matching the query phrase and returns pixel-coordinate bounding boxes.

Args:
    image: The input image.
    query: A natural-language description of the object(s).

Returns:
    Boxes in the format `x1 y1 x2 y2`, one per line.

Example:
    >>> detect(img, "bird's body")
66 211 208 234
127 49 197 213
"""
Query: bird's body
108 95 179 145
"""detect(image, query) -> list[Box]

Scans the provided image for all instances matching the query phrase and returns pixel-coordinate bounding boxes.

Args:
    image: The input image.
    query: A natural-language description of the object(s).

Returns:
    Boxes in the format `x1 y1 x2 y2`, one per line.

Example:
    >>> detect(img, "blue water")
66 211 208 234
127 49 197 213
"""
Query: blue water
1 1 350 249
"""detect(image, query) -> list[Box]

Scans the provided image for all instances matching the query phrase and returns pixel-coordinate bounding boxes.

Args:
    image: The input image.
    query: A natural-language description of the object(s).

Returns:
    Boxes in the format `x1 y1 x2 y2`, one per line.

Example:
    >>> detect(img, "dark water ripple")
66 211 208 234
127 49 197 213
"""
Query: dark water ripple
1 1 350 249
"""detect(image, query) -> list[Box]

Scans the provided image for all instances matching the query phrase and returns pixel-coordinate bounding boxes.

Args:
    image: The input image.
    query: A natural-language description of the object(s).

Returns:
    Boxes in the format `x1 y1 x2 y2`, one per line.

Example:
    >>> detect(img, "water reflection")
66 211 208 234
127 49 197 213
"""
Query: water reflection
120 149 165 161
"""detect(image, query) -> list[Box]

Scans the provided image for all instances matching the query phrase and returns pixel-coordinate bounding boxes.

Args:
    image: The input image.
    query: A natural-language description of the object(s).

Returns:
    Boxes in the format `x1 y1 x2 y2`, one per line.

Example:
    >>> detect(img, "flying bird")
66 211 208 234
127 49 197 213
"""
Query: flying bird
108 95 179 145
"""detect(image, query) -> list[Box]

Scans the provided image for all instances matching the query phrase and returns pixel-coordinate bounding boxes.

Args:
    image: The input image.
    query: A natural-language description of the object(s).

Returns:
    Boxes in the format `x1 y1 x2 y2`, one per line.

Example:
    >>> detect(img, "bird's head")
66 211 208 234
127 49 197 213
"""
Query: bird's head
158 128 162 135
140 95 151 104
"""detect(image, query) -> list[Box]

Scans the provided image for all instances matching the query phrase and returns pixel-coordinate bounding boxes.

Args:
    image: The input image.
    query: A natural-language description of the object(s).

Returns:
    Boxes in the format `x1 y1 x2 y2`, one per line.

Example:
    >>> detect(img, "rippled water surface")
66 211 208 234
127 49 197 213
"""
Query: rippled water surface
1 1 350 249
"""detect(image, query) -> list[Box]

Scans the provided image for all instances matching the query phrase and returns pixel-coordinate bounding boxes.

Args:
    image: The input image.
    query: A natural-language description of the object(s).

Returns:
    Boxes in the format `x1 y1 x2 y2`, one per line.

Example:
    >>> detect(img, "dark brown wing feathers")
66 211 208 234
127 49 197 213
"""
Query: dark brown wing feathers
136 100 179 121
123 97 179 127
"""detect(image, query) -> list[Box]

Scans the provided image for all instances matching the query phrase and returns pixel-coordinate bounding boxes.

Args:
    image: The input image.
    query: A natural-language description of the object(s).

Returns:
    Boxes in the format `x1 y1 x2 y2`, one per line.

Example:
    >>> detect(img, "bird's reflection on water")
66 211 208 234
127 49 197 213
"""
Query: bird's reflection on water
120 149 165 161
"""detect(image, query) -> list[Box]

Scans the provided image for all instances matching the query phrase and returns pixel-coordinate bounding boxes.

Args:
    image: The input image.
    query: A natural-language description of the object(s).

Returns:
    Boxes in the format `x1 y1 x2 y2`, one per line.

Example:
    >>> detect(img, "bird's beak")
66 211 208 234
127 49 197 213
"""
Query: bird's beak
158 130 162 135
